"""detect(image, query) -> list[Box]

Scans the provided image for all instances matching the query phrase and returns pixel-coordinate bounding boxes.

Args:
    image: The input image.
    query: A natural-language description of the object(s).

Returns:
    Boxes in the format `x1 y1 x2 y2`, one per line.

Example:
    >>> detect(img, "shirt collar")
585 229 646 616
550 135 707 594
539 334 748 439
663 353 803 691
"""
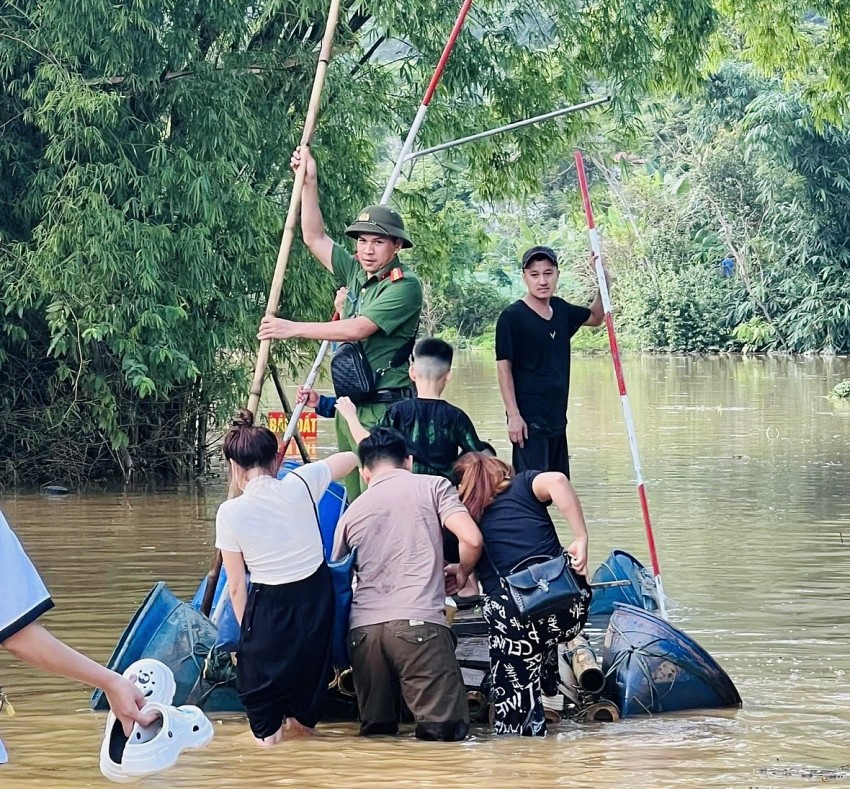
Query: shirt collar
367 467 409 487
364 256 400 285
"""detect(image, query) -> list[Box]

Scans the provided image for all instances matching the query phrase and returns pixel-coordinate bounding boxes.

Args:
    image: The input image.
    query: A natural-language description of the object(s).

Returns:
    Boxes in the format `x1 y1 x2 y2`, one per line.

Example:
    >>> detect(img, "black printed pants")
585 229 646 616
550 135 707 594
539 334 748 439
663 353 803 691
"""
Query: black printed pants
482 588 590 736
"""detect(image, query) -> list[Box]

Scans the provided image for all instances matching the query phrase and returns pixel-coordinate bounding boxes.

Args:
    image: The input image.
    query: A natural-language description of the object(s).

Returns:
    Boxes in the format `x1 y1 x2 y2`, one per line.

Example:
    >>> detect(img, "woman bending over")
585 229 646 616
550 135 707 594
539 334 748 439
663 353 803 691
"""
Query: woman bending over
454 453 591 737
216 410 358 746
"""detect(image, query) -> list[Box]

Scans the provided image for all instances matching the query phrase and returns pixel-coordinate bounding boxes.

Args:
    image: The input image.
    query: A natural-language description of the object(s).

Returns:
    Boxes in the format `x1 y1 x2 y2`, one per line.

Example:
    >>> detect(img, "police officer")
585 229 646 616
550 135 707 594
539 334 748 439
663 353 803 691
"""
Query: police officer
259 147 423 500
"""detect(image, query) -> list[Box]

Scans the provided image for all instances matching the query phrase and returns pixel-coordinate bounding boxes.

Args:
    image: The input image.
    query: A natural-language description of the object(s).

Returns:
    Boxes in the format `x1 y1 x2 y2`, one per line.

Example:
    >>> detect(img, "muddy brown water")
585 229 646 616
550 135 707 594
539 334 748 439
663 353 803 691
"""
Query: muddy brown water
1 354 849 788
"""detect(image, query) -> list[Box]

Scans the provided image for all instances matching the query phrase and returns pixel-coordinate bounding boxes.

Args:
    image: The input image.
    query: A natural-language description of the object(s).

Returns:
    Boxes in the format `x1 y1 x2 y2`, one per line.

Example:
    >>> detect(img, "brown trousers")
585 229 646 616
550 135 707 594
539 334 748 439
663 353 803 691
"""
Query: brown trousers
349 620 469 741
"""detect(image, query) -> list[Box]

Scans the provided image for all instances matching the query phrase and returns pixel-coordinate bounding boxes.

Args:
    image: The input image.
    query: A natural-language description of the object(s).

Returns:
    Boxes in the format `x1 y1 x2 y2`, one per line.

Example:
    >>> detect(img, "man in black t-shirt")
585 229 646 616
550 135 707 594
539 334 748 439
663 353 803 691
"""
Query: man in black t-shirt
495 245 605 478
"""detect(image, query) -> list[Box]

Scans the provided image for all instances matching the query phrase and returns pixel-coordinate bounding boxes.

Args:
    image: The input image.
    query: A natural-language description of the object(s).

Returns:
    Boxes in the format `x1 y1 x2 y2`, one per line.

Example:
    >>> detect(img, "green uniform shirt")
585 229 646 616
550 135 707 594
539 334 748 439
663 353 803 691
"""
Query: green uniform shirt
332 242 423 391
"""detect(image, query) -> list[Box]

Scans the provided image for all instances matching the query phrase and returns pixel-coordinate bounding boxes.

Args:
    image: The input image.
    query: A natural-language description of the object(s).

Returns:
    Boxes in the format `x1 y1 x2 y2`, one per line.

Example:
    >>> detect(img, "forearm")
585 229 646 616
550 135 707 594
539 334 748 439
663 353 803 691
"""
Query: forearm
342 412 370 444
291 318 373 342
230 582 248 626
457 539 483 576
496 362 521 417
300 178 326 247
4 622 117 690
587 290 605 326
550 485 589 543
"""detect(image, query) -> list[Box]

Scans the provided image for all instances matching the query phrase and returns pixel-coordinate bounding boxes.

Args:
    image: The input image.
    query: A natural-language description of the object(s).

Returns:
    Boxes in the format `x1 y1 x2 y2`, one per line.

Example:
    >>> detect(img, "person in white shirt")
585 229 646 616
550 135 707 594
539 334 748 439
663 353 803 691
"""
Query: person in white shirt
215 409 358 746
1 509 155 765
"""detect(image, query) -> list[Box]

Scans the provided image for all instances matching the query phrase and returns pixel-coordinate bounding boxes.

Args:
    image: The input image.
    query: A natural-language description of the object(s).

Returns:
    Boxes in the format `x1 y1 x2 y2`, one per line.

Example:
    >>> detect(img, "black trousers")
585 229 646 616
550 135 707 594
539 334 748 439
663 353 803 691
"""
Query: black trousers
237 563 334 738
511 431 570 478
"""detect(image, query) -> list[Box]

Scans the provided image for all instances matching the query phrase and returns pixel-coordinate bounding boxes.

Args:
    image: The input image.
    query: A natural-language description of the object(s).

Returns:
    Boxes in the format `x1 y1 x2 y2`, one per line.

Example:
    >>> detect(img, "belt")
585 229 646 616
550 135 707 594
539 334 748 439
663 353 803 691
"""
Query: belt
369 387 414 404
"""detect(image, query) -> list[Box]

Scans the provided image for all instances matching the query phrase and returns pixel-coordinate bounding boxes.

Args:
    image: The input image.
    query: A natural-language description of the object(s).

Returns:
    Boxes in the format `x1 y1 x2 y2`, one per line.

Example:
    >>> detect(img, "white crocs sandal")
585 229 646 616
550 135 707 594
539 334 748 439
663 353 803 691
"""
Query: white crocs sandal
123 659 176 705
99 712 141 783
121 702 214 778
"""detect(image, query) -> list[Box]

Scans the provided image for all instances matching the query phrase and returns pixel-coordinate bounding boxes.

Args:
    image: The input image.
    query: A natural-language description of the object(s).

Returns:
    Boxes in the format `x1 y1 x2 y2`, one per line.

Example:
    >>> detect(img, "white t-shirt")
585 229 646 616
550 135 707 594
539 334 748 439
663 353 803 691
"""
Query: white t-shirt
215 462 332 585
1 509 56 765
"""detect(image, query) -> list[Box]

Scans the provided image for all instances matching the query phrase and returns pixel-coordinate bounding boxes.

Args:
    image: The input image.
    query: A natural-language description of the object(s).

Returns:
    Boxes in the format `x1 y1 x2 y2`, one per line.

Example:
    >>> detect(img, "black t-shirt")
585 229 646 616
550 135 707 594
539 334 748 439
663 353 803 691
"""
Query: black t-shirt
380 398 493 479
475 471 563 596
495 297 591 434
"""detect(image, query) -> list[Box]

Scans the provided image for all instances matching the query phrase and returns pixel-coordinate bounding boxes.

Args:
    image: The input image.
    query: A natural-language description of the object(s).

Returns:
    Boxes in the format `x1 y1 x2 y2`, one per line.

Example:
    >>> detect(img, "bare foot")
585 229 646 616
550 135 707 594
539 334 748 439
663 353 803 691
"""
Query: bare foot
255 724 286 747
283 717 317 737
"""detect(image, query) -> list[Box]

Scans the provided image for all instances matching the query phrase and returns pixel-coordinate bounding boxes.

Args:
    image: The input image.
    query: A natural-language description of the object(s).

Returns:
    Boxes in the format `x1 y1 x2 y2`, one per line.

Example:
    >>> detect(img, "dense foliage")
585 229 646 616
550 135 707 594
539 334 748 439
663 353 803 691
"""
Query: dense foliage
0 0 716 484
3 0 850 484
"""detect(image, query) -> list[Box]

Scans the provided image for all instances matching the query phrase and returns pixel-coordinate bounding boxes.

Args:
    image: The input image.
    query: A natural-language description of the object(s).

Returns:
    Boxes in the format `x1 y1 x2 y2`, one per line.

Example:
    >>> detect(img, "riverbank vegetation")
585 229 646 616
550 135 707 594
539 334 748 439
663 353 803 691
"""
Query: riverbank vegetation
2 1 849 484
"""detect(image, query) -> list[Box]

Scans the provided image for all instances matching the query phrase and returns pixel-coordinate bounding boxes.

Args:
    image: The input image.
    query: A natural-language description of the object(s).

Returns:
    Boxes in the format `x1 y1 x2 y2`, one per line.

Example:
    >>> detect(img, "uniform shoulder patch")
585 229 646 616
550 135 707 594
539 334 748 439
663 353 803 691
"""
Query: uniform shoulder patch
390 267 404 282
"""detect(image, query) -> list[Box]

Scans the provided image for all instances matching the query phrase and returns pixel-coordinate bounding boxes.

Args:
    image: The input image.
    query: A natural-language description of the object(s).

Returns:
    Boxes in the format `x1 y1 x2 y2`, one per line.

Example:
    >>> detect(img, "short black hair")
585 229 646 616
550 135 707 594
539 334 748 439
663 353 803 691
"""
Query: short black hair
413 337 453 367
358 426 410 470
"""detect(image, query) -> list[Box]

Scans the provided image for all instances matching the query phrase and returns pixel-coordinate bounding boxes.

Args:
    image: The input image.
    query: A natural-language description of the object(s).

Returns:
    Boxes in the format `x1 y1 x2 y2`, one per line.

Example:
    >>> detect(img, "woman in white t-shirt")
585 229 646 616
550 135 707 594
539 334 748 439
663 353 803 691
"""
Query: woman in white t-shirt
216 410 358 746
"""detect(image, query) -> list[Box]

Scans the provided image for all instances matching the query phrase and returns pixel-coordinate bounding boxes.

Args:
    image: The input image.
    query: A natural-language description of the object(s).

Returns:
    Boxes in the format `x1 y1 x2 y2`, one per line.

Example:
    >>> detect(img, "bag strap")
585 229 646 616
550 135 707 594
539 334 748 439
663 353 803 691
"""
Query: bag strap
289 470 321 533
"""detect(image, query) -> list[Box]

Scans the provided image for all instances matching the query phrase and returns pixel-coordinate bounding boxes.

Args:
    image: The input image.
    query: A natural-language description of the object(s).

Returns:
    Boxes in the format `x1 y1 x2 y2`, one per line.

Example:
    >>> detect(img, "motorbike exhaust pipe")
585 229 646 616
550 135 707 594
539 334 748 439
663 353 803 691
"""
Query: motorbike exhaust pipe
568 635 605 694
466 690 489 722
336 668 357 697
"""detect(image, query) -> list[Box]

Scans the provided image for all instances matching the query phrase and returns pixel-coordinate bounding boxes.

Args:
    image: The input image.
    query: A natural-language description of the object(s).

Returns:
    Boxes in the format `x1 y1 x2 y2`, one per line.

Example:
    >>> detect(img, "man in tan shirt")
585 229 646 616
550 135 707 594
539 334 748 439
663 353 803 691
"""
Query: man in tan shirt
332 427 482 740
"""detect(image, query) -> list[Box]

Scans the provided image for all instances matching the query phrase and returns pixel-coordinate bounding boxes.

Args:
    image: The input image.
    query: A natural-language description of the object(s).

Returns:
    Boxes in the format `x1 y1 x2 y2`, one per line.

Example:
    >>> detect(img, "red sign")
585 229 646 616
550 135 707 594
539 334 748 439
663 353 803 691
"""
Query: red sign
266 411 318 440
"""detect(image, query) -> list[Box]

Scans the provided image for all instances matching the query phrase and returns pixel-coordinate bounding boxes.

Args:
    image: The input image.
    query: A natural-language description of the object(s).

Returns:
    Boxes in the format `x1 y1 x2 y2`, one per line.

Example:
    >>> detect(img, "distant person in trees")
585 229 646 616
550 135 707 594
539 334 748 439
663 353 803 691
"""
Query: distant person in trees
720 254 735 277
215 410 359 745
258 146 423 502
495 245 606 478
0 510 157 765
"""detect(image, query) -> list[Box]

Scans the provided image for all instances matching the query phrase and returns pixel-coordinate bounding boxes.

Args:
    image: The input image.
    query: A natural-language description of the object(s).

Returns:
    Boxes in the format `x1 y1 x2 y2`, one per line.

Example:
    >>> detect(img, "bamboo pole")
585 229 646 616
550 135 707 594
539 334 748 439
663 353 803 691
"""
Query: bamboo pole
200 0 342 617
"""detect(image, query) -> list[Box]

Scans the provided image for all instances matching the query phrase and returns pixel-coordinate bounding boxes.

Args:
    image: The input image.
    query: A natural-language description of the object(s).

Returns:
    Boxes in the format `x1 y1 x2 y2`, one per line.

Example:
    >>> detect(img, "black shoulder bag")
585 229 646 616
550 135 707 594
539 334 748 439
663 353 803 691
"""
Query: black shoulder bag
330 337 415 404
502 553 589 623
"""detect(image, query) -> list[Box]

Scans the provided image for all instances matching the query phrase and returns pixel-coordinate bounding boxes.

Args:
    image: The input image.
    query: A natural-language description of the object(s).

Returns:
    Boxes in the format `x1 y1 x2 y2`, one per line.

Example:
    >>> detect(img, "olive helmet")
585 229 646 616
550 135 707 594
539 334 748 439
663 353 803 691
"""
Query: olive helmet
344 204 413 249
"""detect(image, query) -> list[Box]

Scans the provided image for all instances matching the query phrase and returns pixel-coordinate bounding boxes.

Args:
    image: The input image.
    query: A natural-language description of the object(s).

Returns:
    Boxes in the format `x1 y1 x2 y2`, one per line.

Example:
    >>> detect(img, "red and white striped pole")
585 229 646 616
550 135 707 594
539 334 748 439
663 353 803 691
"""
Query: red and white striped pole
574 150 668 619
381 0 474 204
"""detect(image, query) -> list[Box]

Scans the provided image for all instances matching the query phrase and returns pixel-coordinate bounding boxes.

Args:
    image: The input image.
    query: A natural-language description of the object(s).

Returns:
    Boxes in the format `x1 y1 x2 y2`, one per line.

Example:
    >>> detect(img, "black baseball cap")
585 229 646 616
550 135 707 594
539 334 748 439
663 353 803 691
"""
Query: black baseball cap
521 245 558 268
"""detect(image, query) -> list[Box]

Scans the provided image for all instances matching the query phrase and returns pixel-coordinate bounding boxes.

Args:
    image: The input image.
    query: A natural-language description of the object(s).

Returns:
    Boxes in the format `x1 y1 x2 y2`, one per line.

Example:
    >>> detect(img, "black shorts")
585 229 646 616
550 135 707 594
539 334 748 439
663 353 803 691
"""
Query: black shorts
511 431 570 478
236 563 334 738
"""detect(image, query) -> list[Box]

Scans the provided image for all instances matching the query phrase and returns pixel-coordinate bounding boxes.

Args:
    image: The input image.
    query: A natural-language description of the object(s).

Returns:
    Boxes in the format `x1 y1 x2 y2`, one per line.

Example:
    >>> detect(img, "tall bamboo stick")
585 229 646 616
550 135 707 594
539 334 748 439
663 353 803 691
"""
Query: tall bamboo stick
200 0 342 617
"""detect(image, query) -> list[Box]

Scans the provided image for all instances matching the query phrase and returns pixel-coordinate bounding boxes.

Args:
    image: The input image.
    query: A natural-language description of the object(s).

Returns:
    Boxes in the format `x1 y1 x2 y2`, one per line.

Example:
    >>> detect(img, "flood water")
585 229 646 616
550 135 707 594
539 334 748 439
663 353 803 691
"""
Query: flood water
1 353 849 788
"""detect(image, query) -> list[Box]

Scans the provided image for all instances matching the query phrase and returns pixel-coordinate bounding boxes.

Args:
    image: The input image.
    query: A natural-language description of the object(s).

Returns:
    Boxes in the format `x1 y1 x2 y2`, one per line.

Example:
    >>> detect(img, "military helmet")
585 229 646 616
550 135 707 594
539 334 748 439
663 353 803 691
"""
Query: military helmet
344 204 413 249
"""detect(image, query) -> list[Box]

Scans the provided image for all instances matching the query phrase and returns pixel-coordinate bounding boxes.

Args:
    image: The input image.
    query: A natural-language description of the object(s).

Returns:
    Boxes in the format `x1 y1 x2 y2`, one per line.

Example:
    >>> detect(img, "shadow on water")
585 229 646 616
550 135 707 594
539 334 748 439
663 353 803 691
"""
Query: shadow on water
1 354 849 787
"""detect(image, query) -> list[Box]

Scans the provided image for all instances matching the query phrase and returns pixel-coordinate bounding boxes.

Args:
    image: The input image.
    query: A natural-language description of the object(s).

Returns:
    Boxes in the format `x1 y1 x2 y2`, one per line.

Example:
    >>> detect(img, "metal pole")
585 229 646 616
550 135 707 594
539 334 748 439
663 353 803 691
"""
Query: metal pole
380 0 474 204
573 150 668 620
403 97 610 163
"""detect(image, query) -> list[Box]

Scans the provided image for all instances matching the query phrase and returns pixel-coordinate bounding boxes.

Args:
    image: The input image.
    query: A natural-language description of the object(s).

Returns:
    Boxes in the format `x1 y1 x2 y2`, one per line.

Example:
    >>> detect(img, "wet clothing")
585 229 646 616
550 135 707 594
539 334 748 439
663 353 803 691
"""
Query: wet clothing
483 589 589 737
474 472 563 597
215 466 336 736
349 620 468 740
332 468 470 739
321 396 492 479
379 398 492 478
237 564 334 738
332 469 467 630
496 297 590 475
1 510 56 765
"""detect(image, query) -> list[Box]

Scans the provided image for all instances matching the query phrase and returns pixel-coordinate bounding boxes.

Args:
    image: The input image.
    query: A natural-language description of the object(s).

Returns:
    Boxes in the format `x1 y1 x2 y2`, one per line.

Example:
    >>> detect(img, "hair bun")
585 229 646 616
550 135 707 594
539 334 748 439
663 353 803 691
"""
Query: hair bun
231 409 255 429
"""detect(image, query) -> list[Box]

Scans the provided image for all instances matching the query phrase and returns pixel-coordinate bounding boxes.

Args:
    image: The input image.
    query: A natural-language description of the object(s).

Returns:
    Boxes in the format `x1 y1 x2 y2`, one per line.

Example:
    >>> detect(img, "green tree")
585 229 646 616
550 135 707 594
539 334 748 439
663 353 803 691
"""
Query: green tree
0 0 719 484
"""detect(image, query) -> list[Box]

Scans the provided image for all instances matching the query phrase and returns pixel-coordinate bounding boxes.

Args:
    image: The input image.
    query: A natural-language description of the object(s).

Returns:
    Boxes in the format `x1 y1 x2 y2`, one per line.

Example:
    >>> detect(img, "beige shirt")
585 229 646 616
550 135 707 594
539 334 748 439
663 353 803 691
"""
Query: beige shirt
332 469 468 629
